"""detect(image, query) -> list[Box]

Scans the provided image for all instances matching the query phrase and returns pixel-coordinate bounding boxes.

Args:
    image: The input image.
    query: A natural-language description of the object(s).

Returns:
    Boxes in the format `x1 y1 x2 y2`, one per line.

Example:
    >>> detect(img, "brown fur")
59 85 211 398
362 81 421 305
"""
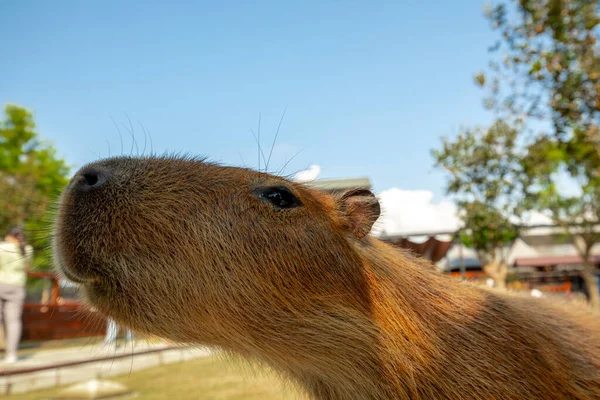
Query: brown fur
53 156 600 400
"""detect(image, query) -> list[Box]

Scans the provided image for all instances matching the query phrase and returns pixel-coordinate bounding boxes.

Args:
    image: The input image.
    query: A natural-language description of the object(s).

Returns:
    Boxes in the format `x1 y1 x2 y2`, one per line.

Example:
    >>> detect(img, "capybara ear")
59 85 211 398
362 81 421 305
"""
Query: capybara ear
338 189 381 239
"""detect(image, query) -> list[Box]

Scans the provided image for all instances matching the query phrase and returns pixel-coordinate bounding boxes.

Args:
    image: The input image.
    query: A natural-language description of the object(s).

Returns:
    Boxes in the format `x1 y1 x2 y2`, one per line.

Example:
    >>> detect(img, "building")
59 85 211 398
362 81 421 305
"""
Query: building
378 225 600 296
303 177 372 194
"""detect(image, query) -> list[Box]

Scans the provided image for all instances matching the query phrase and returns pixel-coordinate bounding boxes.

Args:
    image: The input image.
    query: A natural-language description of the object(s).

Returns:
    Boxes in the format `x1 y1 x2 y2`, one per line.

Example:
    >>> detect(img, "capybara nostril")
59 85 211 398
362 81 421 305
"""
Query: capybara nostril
73 167 107 192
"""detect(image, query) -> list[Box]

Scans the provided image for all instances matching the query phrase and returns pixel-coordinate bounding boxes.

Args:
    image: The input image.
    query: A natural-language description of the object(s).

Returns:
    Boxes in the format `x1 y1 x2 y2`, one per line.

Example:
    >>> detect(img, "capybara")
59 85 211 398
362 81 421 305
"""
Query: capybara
53 156 600 399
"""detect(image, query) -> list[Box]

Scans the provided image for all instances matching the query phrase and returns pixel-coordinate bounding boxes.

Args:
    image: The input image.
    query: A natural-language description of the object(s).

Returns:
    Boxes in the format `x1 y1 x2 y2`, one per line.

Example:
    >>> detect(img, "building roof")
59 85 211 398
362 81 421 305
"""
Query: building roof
384 236 453 263
379 234 543 272
514 254 600 267
304 177 371 193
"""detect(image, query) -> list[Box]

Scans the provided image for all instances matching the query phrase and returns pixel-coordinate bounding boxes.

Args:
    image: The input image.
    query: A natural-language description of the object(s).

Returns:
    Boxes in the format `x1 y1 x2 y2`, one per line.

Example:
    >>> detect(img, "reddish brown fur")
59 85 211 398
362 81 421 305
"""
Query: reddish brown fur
53 156 600 400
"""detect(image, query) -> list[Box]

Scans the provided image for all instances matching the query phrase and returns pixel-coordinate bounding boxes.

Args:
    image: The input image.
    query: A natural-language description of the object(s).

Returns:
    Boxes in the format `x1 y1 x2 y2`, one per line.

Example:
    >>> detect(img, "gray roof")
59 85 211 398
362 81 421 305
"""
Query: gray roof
303 177 371 192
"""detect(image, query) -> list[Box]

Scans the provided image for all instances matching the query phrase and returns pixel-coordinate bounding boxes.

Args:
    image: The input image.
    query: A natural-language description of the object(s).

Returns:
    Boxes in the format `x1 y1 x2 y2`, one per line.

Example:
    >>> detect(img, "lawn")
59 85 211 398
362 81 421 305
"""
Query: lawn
7 355 307 400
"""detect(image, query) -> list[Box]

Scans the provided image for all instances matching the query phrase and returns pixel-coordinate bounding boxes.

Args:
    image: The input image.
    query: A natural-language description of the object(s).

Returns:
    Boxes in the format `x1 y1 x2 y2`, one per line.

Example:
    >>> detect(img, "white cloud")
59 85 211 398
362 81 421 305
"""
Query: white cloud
371 188 557 238
372 188 461 236
294 165 321 183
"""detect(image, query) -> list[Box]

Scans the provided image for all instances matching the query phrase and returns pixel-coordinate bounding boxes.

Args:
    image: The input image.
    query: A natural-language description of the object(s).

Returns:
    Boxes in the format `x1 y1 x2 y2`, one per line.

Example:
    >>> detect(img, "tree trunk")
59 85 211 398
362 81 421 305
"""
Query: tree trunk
581 263 600 310
483 260 507 290
573 236 599 309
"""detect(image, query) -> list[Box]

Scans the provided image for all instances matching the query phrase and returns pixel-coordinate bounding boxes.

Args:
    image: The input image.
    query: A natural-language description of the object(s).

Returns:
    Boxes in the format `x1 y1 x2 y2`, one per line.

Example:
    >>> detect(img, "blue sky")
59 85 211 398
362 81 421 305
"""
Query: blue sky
1 1 497 201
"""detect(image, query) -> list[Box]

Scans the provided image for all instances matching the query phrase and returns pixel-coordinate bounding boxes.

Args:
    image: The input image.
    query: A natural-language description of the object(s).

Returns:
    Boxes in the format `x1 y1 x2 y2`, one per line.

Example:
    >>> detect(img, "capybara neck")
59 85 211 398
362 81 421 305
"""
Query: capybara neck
236 239 490 399
53 156 600 400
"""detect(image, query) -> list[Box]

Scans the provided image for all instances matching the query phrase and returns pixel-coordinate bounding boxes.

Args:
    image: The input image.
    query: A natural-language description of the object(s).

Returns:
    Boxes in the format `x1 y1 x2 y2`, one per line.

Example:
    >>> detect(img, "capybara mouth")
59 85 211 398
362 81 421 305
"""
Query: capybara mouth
57 262 95 284
52 158 135 286
52 241 97 285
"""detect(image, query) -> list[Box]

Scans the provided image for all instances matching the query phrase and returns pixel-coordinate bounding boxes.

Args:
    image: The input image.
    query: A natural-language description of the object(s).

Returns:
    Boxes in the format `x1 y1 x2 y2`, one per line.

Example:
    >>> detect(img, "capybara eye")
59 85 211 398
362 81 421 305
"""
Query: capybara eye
253 186 303 210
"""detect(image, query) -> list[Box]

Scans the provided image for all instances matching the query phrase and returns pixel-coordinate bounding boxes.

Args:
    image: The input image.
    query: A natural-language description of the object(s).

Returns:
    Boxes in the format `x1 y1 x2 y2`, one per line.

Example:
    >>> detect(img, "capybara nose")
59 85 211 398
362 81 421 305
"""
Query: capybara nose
73 167 108 192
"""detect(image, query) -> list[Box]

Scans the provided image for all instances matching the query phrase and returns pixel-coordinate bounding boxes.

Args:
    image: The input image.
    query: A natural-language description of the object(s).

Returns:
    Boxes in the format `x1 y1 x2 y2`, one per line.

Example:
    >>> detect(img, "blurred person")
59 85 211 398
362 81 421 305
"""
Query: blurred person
0 225 33 364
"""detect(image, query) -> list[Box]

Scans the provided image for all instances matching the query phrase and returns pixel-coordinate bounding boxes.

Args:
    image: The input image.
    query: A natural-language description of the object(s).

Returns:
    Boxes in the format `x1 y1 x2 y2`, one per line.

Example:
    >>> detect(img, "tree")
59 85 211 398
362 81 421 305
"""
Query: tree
521 133 600 307
476 0 600 307
478 0 600 144
433 120 524 289
0 104 71 270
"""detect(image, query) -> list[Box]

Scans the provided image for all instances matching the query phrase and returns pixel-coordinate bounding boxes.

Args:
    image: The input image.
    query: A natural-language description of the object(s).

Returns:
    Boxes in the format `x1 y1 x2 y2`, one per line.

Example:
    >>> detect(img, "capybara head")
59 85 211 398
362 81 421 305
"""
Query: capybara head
53 156 381 346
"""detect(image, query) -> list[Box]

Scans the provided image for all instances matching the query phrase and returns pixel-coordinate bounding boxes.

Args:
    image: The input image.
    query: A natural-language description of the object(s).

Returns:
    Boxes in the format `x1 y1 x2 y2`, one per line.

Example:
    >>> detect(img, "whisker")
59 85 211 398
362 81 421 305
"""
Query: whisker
276 149 304 176
266 105 288 172
124 112 138 156
89 149 101 159
105 137 112 158
110 117 125 156
139 121 148 157
250 128 268 169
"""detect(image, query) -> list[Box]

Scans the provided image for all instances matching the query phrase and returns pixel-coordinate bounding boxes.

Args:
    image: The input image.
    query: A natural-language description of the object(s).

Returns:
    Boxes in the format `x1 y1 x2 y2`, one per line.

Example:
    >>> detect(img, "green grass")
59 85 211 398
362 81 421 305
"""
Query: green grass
6 355 308 400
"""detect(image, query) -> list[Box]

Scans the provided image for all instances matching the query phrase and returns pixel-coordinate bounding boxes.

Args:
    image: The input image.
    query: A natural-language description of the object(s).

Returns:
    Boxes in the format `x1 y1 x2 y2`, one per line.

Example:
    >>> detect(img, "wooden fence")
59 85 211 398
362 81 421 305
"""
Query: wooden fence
20 271 106 341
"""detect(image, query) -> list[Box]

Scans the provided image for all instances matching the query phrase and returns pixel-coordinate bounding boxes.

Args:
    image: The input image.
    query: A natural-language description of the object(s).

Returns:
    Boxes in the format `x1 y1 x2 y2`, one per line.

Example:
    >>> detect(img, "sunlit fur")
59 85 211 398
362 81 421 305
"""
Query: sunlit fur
53 156 600 400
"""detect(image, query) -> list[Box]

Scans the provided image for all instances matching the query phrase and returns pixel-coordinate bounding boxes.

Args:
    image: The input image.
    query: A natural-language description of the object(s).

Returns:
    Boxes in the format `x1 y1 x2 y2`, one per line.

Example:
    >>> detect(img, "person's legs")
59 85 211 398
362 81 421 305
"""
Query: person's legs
2 285 25 363
125 327 133 342
104 318 118 344
0 297 5 352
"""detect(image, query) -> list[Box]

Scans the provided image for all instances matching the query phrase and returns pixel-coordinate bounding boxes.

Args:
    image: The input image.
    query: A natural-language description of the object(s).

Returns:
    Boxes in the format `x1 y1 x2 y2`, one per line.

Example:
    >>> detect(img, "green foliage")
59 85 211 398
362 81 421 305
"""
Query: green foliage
480 0 600 245
433 120 523 263
478 0 600 305
480 0 600 138
0 104 71 270
458 201 519 264
522 133 600 249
